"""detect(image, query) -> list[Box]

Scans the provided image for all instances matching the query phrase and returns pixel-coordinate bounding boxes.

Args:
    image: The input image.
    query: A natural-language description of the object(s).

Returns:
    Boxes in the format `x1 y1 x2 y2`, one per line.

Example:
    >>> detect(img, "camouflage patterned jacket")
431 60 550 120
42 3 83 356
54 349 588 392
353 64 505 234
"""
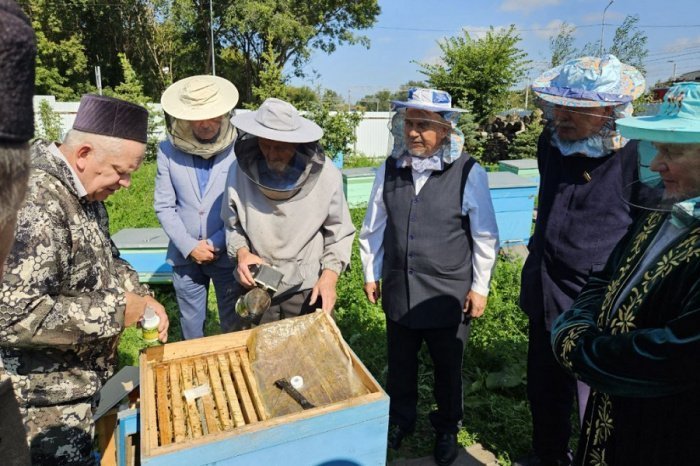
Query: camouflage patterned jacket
0 141 149 407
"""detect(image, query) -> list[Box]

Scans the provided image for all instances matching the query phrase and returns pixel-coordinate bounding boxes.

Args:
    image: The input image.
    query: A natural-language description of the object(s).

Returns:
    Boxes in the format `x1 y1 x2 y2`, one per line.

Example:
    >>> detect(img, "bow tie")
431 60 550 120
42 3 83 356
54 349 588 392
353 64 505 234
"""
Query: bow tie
398 154 443 173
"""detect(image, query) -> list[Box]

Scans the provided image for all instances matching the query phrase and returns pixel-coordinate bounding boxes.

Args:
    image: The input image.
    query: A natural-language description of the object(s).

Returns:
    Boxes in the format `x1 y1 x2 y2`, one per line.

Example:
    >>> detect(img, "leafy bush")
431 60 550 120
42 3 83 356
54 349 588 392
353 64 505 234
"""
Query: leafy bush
508 118 543 160
342 153 383 169
36 99 64 142
306 101 363 162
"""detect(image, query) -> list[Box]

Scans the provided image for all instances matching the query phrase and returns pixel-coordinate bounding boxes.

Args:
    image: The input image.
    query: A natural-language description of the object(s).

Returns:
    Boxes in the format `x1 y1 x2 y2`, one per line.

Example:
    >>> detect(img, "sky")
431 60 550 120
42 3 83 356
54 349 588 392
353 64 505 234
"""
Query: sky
289 0 700 104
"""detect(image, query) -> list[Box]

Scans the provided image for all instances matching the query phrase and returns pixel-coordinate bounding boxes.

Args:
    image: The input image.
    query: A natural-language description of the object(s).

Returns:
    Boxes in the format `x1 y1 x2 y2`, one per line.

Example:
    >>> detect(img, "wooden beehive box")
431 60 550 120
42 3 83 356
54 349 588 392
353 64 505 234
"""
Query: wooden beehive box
498 159 540 183
139 312 389 465
487 172 538 246
112 228 172 284
342 166 377 207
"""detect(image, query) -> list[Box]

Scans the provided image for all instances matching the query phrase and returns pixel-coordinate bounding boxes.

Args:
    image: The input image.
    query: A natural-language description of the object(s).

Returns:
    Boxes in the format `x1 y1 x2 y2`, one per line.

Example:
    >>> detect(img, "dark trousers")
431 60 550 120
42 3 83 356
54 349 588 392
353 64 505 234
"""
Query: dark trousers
527 317 577 461
173 262 241 339
386 317 470 434
258 289 321 324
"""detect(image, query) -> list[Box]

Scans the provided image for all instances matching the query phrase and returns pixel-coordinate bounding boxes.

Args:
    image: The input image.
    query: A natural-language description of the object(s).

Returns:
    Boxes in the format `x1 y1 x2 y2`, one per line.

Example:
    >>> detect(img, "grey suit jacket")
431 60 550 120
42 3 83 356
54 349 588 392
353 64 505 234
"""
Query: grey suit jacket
154 140 235 268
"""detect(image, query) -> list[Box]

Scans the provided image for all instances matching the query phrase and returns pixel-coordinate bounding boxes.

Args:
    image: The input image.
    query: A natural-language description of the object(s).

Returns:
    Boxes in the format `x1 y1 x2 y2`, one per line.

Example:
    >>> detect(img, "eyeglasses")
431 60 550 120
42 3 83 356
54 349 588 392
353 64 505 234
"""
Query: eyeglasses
403 117 451 133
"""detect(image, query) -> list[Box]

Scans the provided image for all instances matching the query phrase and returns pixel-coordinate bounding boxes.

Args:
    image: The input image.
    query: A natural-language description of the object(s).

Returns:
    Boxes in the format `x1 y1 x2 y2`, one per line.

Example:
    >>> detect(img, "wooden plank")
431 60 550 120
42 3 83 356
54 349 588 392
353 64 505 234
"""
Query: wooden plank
180 360 203 439
168 362 186 443
193 358 220 435
236 349 267 421
322 312 384 394
154 365 173 446
228 351 259 423
96 409 117 466
217 353 245 428
143 360 159 454
142 331 249 363
206 356 232 430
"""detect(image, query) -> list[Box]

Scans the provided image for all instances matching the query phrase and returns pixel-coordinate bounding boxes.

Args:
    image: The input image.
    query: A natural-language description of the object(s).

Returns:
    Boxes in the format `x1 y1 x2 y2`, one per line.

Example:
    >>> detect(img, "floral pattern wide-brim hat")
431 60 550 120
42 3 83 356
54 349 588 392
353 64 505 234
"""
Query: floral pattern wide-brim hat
532 54 646 108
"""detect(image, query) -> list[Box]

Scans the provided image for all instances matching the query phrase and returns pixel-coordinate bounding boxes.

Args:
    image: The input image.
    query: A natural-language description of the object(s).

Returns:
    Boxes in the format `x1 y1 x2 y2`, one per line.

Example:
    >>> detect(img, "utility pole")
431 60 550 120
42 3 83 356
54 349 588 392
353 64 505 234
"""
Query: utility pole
669 60 677 81
210 0 216 76
94 66 102 95
599 0 614 56
524 81 530 110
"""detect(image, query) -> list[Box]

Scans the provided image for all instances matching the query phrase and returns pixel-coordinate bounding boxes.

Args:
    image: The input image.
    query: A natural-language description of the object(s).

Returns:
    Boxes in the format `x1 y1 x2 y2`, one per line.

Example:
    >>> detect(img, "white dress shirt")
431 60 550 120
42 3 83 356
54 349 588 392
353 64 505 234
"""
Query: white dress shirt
359 159 499 296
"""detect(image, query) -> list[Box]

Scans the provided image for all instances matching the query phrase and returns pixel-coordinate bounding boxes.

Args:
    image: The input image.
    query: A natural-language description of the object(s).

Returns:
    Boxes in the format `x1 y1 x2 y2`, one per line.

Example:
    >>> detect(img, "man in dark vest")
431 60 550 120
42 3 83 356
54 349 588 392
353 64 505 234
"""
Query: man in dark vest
359 88 499 466
515 55 646 466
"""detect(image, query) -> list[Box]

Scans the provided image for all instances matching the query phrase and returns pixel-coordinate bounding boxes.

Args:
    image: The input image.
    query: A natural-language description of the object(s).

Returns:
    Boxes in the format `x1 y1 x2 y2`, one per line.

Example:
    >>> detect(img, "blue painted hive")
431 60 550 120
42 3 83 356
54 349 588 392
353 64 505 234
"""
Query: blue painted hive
498 159 539 183
139 312 389 466
487 172 537 246
112 228 172 284
342 167 377 207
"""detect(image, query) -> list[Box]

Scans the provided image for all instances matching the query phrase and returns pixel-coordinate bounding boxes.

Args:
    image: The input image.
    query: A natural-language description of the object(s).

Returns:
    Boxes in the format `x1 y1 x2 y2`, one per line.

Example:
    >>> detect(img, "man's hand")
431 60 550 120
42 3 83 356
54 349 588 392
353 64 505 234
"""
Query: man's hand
236 247 264 288
463 290 488 318
124 293 170 343
189 240 216 264
363 281 381 304
144 295 170 343
310 269 338 313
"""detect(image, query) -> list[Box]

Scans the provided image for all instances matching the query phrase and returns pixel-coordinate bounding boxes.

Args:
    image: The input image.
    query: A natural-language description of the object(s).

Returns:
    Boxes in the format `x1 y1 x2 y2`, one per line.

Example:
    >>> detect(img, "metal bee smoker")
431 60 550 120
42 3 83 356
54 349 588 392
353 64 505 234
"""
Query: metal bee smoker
235 264 284 329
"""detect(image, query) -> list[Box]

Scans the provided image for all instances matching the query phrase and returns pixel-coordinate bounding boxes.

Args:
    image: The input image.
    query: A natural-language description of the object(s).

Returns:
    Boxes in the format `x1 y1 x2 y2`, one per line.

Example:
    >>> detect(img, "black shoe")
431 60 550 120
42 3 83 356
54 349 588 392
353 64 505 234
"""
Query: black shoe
433 432 458 466
387 424 408 450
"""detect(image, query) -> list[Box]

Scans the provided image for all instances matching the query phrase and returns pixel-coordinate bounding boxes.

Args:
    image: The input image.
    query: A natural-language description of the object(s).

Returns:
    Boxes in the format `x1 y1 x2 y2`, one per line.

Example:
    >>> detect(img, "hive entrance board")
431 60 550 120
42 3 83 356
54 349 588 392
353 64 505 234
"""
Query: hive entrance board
150 349 266 447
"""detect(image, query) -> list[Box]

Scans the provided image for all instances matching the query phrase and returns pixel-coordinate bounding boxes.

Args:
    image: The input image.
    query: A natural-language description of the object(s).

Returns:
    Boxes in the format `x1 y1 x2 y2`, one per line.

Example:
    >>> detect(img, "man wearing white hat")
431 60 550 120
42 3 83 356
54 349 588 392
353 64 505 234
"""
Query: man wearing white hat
222 98 354 322
359 88 499 466
516 55 646 466
156 75 242 339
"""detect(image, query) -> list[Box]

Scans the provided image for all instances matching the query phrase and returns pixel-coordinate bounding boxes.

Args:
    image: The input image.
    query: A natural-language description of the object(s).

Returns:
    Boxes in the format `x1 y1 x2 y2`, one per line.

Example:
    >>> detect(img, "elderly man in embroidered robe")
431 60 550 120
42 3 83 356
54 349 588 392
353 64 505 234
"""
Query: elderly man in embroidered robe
0 95 169 465
552 81 700 466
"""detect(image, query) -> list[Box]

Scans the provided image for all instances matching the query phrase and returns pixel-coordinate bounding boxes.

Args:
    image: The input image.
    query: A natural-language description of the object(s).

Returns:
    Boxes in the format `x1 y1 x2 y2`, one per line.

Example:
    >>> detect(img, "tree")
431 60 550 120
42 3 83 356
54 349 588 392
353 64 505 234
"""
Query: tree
215 0 380 103
19 0 91 99
549 22 577 67
35 99 64 141
103 54 161 161
455 99 485 161
356 81 428 111
608 15 648 73
306 100 362 160
418 26 529 123
579 15 648 73
246 42 289 108
287 86 320 111
508 116 543 160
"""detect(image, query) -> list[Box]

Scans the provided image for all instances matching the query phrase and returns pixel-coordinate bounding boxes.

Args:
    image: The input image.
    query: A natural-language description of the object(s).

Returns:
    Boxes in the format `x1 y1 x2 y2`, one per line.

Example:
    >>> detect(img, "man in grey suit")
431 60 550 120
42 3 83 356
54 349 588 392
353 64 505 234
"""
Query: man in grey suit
155 75 241 339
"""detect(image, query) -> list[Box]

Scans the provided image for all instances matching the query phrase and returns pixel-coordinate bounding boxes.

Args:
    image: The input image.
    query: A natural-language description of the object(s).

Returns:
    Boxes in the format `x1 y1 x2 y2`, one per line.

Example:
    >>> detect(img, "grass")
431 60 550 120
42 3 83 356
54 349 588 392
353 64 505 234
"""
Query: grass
106 160 535 465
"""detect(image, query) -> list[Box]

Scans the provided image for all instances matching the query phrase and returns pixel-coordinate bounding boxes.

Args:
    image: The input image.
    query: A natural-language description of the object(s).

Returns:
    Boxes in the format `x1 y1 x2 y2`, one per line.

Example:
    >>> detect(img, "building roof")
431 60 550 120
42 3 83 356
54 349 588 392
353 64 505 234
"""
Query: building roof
675 70 700 82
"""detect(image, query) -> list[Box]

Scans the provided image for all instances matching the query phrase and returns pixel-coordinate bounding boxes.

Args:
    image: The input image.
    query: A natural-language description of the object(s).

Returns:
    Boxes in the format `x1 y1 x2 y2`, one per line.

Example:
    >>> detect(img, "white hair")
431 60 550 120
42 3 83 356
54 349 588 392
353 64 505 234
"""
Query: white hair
62 129 126 159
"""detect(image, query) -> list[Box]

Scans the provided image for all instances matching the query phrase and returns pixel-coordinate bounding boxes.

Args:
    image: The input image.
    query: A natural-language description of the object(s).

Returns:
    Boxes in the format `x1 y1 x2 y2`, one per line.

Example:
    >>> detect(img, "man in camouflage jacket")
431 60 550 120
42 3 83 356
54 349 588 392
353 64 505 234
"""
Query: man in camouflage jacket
0 95 169 465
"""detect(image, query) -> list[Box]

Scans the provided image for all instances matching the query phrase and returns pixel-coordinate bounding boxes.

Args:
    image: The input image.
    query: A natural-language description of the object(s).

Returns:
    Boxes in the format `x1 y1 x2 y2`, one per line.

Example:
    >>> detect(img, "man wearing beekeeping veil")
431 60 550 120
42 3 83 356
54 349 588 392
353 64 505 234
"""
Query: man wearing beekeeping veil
359 87 499 466
156 75 241 339
222 97 354 323
517 55 646 466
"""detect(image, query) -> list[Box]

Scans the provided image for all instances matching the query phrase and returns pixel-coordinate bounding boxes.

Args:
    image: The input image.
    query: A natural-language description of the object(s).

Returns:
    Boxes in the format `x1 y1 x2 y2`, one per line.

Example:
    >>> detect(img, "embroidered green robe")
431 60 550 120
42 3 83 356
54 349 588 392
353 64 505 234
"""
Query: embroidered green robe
552 211 700 466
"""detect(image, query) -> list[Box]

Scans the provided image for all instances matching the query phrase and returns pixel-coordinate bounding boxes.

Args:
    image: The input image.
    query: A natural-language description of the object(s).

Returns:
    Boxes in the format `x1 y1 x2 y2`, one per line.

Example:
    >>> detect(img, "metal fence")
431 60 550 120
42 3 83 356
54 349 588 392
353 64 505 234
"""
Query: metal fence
33 97 393 158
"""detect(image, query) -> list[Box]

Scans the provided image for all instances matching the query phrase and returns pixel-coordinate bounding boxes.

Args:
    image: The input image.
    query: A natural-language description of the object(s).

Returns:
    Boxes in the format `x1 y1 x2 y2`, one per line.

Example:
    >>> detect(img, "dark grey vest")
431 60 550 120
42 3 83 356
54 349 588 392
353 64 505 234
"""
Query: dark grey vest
382 153 475 329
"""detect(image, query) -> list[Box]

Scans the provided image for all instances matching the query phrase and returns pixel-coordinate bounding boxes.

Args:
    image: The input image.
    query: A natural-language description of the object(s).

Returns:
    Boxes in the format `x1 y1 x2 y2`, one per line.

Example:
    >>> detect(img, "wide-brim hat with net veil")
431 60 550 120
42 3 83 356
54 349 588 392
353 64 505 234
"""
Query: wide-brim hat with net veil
532 55 645 108
161 75 239 121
